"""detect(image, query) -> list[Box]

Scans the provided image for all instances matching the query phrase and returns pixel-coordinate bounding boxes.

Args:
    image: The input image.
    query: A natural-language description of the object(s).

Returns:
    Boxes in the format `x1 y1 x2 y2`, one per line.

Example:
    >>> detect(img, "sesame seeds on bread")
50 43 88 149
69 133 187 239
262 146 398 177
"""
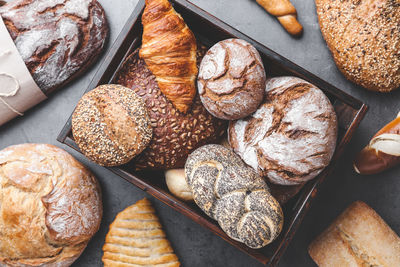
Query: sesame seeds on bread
72 84 153 167
315 0 400 92
115 49 226 170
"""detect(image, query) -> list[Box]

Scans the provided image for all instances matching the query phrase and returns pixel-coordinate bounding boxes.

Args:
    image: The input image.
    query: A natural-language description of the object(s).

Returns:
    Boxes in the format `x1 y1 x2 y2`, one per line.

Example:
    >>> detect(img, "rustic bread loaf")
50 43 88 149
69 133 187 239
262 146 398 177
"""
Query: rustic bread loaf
165 169 193 201
72 84 153 167
103 198 180 267
198 39 266 120
0 144 102 267
185 144 283 249
229 76 337 185
315 0 400 92
0 0 108 94
115 49 226 170
309 201 400 266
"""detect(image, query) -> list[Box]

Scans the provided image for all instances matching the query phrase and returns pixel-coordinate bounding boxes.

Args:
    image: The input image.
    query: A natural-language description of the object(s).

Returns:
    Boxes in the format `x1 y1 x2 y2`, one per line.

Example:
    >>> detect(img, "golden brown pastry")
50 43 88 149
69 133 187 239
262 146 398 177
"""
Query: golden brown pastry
354 112 400 175
102 198 180 267
256 0 303 35
140 0 197 113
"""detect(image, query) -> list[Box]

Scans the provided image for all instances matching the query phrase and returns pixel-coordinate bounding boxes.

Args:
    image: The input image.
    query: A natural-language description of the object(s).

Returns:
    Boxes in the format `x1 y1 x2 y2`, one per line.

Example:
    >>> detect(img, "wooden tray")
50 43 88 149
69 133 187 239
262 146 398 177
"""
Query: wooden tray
57 0 368 265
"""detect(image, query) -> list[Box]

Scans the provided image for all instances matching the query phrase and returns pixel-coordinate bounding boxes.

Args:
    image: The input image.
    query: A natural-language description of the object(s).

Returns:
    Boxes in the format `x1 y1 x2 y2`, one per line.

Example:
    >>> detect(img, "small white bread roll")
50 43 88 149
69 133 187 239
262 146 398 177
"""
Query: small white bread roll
165 169 193 201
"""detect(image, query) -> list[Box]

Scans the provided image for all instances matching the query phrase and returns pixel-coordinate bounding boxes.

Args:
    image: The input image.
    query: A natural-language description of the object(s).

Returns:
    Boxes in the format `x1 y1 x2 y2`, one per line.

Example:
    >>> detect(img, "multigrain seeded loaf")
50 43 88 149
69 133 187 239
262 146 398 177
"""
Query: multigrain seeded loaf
185 144 283 249
229 77 337 185
0 0 108 94
309 201 400 266
72 84 153 167
315 0 400 92
115 49 226 170
0 144 102 267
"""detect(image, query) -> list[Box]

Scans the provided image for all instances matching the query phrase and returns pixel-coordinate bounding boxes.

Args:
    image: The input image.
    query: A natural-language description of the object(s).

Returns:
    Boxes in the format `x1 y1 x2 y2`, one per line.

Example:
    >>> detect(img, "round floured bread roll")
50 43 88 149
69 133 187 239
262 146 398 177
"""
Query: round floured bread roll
0 143 102 267
115 49 226 170
229 76 337 185
185 144 283 249
198 39 266 120
72 84 153 167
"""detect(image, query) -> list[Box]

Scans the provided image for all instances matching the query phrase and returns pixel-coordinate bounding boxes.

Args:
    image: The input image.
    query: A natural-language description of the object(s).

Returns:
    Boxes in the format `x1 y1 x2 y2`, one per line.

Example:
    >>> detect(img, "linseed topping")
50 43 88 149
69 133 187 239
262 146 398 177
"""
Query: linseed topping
72 84 152 166
316 0 400 92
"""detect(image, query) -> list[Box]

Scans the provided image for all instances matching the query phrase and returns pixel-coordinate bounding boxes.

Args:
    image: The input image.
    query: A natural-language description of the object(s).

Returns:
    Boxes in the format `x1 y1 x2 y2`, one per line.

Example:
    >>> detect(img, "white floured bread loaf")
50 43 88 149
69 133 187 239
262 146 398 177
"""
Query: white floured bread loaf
0 143 102 267
309 201 400 266
102 198 180 267
229 76 337 185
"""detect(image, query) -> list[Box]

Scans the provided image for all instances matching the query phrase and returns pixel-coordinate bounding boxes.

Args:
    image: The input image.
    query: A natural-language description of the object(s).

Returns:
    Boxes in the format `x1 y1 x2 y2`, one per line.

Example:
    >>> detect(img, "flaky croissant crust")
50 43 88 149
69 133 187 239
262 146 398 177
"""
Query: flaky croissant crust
140 0 197 113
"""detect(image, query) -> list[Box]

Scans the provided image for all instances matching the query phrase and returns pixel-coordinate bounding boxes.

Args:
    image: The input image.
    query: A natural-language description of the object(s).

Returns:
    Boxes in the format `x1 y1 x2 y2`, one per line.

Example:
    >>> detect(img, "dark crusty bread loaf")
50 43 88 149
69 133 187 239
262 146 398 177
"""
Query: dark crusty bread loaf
72 84 153 167
315 0 400 92
0 0 108 94
229 77 337 185
0 144 102 267
185 144 283 249
115 49 226 170
309 201 400 266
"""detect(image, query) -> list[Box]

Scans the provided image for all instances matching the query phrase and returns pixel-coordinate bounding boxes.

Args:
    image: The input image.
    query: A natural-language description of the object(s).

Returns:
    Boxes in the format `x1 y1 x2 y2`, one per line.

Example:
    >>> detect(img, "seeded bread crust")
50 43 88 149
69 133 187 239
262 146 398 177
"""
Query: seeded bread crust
315 0 400 92
72 84 153 167
185 144 283 249
115 49 226 170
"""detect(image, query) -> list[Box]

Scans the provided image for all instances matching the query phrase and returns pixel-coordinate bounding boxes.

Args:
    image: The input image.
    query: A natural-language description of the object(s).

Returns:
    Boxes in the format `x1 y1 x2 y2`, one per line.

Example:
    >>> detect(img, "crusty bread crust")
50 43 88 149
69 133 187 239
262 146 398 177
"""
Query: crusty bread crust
309 201 400 266
229 77 337 185
315 0 400 92
0 0 108 94
0 144 102 267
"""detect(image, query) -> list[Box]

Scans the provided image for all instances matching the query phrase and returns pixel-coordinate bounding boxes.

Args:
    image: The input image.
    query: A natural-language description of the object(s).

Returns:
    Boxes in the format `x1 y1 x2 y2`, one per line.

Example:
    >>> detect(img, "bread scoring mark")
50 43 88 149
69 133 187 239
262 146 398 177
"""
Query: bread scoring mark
229 77 337 185
198 38 266 120
0 0 107 92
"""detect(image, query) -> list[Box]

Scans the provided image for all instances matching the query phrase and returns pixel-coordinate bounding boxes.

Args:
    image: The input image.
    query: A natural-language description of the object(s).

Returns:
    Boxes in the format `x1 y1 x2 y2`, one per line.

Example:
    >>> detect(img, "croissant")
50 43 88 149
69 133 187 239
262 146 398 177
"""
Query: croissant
139 0 197 113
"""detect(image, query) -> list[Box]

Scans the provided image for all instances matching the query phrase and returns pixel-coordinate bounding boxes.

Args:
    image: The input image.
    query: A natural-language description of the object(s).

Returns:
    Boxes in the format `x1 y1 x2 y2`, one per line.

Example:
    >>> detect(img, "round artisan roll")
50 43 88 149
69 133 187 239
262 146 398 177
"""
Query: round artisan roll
115 49 226 170
229 76 337 185
197 38 266 120
0 144 102 267
72 84 153 167
185 144 283 248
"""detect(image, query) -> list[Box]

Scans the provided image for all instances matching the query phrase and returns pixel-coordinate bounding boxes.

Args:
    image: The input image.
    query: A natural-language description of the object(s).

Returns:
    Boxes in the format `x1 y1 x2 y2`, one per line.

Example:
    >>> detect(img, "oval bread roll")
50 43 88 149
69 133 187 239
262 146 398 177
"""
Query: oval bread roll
165 169 193 201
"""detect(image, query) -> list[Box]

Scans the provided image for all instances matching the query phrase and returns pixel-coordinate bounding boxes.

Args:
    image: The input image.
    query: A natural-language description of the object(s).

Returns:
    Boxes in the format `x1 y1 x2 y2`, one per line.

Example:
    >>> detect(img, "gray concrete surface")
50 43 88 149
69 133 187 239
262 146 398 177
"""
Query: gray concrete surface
1 0 399 266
